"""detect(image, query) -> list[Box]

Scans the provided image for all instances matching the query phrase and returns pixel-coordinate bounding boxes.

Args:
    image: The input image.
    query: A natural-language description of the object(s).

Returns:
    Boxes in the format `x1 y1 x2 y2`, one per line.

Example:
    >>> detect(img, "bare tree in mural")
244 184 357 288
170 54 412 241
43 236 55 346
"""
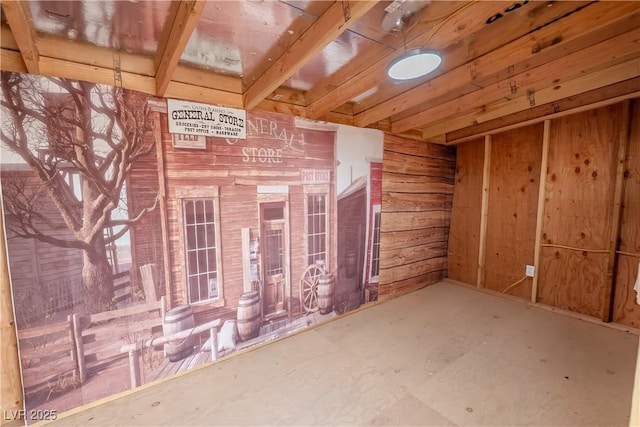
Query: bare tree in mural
0 72 158 313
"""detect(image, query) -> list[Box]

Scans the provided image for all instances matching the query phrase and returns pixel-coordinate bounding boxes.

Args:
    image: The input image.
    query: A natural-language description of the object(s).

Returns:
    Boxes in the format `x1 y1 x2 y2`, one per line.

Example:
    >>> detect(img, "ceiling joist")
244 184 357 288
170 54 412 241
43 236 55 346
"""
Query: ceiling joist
394 31 640 134
155 0 206 97
0 0 637 143
243 0 379 111
355 4 640 128
1 0 39 74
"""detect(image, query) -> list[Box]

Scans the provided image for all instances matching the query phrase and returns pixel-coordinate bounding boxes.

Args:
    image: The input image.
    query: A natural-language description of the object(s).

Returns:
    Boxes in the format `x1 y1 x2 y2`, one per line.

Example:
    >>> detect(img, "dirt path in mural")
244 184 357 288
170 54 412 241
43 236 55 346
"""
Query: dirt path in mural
26 359 132 422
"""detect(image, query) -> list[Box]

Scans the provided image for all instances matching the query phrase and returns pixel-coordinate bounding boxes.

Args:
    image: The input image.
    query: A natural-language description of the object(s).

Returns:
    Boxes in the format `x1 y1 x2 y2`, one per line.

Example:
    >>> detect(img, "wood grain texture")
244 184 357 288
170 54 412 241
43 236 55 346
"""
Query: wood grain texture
612 99 640 327
379 134 455 300
483 124 544 300
447 138 484 285
538 104 622 318
0 207 24 423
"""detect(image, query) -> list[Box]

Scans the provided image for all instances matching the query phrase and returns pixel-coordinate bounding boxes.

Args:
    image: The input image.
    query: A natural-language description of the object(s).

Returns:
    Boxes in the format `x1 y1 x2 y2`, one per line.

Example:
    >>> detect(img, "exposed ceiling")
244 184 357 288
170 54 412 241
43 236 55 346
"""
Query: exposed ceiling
1 0 639 144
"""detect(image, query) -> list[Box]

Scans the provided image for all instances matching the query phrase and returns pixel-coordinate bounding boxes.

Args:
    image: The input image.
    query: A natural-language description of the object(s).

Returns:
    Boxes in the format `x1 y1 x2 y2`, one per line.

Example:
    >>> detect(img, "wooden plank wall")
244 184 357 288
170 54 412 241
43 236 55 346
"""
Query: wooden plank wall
448 99 640 328
378 134 456 300
447 138 484 285
484 124 543 299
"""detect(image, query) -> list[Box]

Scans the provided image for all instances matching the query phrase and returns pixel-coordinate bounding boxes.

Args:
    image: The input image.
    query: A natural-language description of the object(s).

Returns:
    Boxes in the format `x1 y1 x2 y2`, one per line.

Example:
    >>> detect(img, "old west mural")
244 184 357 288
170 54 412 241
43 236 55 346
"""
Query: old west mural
0 72 382 421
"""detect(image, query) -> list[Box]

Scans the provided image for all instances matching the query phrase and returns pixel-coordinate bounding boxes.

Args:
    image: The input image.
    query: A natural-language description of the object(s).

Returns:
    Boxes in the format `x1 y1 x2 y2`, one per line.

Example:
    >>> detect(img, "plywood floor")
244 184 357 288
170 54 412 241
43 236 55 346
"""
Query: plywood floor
39 281 639 426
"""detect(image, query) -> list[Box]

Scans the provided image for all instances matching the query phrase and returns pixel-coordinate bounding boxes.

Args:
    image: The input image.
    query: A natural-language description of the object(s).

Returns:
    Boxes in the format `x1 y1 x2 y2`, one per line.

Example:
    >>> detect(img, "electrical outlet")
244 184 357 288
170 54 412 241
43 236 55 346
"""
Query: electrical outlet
525 265 535 277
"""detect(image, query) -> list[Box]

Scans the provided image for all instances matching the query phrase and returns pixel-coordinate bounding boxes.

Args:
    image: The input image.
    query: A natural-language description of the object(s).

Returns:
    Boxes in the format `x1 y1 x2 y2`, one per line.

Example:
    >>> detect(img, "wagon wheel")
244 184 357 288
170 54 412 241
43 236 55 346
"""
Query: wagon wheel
300 263 325 313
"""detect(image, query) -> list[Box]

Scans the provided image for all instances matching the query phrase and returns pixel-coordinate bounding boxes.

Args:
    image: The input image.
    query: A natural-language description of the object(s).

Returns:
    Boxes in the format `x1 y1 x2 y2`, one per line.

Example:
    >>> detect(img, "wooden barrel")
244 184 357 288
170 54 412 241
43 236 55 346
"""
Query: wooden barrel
237 291 261 341
345 249 357 278
317 274 334 315
163 305 195 362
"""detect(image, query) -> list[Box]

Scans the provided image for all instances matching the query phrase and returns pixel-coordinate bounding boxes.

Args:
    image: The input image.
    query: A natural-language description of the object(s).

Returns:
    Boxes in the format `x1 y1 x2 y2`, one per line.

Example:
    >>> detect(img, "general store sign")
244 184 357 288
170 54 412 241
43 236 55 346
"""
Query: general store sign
167 99 246 139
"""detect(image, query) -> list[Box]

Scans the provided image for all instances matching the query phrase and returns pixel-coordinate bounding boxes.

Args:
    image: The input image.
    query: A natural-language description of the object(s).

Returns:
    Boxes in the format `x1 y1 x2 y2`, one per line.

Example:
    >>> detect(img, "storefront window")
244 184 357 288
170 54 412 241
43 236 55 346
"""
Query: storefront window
307 194 327 267
177 186 223 305
369 205 381 282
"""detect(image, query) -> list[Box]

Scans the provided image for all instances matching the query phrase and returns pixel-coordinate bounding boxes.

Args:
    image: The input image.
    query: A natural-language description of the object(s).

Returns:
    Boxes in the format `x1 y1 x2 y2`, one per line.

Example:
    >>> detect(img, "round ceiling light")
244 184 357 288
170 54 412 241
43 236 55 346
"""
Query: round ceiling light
387 49 442 81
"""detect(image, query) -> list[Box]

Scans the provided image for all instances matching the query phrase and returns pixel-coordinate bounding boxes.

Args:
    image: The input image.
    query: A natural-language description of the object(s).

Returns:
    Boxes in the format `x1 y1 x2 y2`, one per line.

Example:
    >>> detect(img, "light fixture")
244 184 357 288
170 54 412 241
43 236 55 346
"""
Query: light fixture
387 49 442 81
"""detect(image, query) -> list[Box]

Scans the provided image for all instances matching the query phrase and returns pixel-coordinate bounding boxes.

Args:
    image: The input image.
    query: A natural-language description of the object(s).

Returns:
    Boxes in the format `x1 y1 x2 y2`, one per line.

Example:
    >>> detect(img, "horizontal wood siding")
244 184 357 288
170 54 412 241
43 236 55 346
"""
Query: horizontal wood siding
379 134 456 300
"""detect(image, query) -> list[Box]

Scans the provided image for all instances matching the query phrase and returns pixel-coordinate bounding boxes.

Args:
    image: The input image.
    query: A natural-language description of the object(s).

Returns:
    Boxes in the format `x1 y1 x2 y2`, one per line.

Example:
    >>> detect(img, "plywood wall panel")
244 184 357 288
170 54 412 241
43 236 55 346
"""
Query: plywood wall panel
483 124 543 299
612 99 640 327
379 134 455 300
447 138 484 285
538 104 622 318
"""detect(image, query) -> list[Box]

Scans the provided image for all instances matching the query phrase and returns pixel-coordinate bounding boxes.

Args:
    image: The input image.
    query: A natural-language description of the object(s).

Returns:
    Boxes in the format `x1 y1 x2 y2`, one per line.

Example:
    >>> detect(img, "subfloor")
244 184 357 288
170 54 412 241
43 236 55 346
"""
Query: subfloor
38 281 639 426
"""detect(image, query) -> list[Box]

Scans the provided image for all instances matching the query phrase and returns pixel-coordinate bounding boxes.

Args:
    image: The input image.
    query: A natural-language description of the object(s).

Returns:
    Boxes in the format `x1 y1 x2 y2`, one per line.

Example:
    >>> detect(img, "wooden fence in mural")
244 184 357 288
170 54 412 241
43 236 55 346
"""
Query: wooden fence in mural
17 293 165 392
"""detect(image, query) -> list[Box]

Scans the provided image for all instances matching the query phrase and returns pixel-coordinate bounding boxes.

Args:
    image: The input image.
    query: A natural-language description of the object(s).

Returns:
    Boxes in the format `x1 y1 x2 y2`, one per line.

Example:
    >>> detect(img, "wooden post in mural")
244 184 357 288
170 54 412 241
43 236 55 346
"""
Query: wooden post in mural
72 313 87 383
241 228 253 293
0 209 23 424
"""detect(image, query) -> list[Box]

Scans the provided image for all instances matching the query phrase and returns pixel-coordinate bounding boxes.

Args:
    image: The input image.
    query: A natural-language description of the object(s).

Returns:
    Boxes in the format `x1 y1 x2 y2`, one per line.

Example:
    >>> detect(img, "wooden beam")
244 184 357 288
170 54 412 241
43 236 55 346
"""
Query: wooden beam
0 48 27 73
477 135 492 288
243 0 378 111
165 81 243 108
2 0 39 74
393 31 640 133
38 35 156 77
154 1 206 97
355 5 640 128
532 120 551 303
0 207 23 425
445 78 640 143
426 84 640 143
307 1 592 120
306 1 515 119
602 100 632 322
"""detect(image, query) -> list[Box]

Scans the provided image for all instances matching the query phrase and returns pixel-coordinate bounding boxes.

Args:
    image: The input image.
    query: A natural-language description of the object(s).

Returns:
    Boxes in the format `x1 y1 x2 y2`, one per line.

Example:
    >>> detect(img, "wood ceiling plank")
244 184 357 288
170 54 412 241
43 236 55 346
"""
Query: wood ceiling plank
421 63 640 140
155 0 206 97
0 48 27 73
164 81 243 108
0 25 18 50
38 56 157 95
392 30 640 133
476 60 640 124
243 0 378 111
304 1 468 104
172 65 243 94
308 0 584 119
37 36 156 77
356 3 640 128
446 78 640 143
2 1 39 74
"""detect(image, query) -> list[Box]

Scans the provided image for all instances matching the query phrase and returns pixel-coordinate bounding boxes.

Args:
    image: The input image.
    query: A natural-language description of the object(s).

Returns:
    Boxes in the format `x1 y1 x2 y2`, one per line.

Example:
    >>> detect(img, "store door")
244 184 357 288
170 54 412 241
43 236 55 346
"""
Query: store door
260 203 286 317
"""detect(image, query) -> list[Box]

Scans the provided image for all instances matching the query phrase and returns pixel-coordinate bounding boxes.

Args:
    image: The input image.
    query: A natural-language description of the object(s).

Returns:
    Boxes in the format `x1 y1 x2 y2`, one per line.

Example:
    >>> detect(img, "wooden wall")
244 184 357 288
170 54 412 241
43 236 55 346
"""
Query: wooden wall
378 134 456 300
538 105 622 318
613 101 640 327
448 138 484 285
448 99 640 328
484 125 543 299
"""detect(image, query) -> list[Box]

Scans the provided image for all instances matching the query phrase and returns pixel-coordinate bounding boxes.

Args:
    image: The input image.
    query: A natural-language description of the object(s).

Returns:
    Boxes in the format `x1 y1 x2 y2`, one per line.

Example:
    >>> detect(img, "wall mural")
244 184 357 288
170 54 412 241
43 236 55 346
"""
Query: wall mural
0 72 383 423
